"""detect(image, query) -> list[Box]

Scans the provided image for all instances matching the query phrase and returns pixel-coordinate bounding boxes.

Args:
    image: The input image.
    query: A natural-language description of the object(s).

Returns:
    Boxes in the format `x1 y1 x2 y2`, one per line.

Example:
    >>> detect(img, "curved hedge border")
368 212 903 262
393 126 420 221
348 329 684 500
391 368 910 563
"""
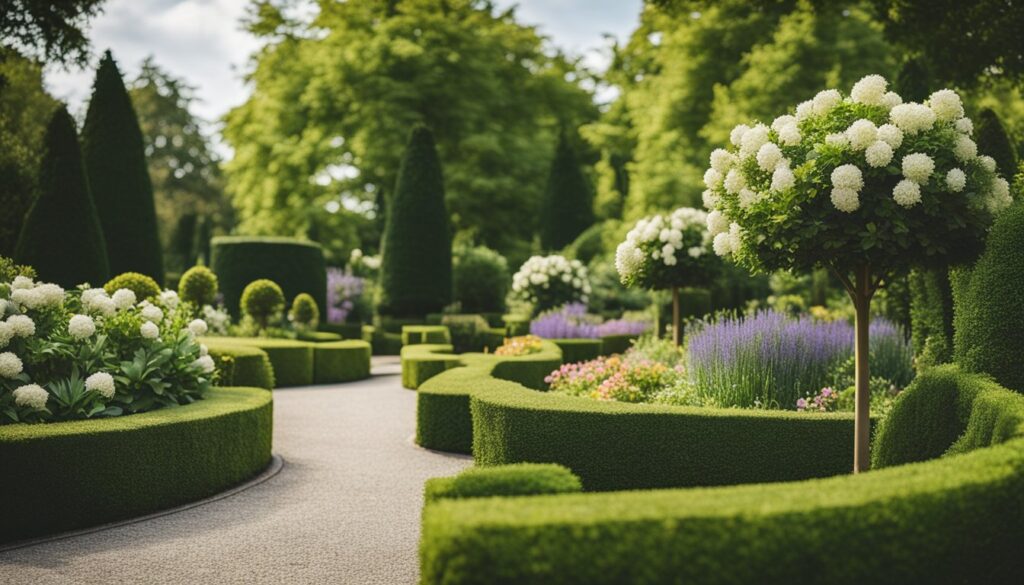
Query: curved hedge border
0 387 273 544
210 236 327 318
422 367 1024 584
403 325 451 345
201 337 371 387
550 338 603 363
203 340 275 390
402 344 461 390
414 342 562 454
314 340 372 384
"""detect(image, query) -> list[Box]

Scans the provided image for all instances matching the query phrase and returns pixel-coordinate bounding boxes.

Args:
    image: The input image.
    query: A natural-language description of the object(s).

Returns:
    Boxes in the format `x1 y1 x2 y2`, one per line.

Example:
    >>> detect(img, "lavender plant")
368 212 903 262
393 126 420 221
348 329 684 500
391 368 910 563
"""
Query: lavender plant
529 303 649 339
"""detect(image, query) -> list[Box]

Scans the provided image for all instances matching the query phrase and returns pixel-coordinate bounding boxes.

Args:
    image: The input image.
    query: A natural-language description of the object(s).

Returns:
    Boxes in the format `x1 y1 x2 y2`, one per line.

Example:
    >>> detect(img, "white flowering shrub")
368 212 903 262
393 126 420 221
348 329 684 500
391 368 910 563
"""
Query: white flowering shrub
0 267 214 425
702 75 1013 275
615 207 717 290
512 255 591 314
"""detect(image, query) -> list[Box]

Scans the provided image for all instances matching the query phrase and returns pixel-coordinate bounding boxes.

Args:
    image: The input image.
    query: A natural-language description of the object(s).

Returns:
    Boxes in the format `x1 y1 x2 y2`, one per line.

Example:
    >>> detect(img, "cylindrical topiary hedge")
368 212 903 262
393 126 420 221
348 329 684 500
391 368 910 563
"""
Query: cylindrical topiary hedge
201 337 314 387
211 236 327 318
202 340 275 390
0 387 272 544
313 340 372 384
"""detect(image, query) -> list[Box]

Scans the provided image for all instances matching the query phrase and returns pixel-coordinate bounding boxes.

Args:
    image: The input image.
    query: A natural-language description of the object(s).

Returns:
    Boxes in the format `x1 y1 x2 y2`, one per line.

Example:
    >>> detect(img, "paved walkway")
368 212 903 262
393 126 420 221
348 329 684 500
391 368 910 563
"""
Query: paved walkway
0 358 472 584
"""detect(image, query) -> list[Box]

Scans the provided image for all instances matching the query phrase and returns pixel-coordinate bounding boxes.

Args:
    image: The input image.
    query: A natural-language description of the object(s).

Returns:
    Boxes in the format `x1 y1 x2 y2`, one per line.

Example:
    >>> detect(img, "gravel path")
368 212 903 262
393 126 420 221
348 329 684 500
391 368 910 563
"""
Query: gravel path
0 358 472 584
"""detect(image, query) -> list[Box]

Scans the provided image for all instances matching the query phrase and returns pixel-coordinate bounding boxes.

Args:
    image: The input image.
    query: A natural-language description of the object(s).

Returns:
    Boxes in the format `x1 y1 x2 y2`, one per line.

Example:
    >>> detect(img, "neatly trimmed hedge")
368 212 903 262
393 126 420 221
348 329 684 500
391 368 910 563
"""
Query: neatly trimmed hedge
502 315 529 336
402 344 461 390
319 322 364 340
909 268 954 365
551 338 603 363
402 325 451 345
313 340 372 384
421 368 1024 584
202 337 314 387
211 236 327 318
203 340 275 390
424 464 581 504
599 334 635 356
298 331 343 343
0 387 272 544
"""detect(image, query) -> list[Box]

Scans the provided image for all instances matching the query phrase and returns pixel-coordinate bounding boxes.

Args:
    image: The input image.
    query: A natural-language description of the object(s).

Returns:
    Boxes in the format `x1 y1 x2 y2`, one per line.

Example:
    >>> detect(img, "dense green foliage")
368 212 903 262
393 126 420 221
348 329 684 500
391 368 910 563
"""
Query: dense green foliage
104 271 161 300
540 132 595 250
202 341 275 390
313 340 372 384
81 51 164 284
241 279 285 330
178 265 218 307
452 246 508 314
210 236 327 318
421 367 1024 584
401 325 451 346
0 0 105 66
550 339 603 364
15 106 109 287
424 464 582 504
974 108 1019 178
908 268 954 366
0 387 272 544
207 337 314 387
953 202 1024 392
379 126 452 318
289 292 320 329
401 344 461 390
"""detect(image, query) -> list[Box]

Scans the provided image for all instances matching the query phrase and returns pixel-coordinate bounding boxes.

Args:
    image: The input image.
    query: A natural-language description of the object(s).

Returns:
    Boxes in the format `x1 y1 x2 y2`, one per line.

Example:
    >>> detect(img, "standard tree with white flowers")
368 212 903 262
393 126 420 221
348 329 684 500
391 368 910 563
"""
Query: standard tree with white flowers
615 207 717 345
702 74 1013 472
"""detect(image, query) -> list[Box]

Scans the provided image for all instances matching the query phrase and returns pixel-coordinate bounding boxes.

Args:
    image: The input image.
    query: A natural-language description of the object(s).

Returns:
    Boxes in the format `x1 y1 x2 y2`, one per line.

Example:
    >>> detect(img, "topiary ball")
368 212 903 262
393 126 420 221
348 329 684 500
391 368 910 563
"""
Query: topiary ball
104 272 161 300
241 279 285 328
179 265 219 307
289 292 320 329
453 246 509 314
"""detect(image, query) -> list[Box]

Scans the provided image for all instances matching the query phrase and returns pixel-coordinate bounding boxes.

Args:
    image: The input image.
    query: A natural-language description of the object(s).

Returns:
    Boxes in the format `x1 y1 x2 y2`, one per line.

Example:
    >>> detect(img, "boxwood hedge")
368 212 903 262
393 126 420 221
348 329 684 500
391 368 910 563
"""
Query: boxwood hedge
425 464 582 504
550 338 602 363
0 387 273 544
402 344 461 390
421 367 1024 584
314 340 372 384
402 325 451 345
201 336 371 387
203 340 275 390
211 236 327 318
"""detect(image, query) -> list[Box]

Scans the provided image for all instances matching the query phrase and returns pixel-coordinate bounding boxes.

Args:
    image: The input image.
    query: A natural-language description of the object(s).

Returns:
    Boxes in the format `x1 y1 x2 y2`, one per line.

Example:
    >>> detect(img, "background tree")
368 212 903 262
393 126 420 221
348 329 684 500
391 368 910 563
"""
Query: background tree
15 106 109 286
0 0 105 67
82 51 163 283
128 57 228 274
540 131 595 250
974 108 1019 180
379 126 451 318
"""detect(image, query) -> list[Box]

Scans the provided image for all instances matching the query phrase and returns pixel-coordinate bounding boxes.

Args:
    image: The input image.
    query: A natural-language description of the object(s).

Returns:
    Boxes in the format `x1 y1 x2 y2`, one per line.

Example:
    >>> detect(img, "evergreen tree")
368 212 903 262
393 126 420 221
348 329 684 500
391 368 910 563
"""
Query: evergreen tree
540 131 595 251
81 50 163 283
379 126 452 318
894 57 932 102
975 108 1019 178
15 106 109 286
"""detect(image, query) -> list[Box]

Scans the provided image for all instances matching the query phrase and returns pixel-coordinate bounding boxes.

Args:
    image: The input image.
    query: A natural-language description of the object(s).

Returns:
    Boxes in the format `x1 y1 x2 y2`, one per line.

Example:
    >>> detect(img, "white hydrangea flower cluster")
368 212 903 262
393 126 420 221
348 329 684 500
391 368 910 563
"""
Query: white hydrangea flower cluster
85 372 116 399
0 352 23 378
13 384 48 410
512 255 590 304
68 314 96 339
615 208 711 286
701 74 1014 259
9 277 64 311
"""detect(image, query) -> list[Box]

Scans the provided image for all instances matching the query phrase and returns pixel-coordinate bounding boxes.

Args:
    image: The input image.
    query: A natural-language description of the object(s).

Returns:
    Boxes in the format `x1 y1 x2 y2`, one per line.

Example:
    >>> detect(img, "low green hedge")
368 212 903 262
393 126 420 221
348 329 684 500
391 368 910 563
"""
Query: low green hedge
403 325 451 345
201 337 314 387
402 344 461 389
203 340 275 390
0 387 273 544
421 367 1024 584
314 340 372 384
424 464 581 504
319 322 365 340
210 236 327 318
364 325 404 355
599 334 636 356
551 338 603 363
502 314 529 336
414 342 563 454
297 331 343 343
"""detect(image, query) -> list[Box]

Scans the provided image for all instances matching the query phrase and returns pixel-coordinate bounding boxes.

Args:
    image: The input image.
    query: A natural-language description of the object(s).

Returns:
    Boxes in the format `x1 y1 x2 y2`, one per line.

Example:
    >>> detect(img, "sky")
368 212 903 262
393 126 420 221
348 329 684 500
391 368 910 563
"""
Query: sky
45 0 643 135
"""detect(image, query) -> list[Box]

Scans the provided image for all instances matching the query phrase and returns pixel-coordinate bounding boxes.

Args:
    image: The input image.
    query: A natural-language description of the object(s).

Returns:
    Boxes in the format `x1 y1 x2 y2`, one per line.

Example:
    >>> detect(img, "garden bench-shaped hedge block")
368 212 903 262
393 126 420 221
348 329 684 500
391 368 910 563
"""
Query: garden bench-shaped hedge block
314 340 372 384
550 338 603 363
421 366 1024 584
402 344 462 389
201 337 315 387
203 340 275 390
0 387 273 545
402 325 451 345
424 464 582 504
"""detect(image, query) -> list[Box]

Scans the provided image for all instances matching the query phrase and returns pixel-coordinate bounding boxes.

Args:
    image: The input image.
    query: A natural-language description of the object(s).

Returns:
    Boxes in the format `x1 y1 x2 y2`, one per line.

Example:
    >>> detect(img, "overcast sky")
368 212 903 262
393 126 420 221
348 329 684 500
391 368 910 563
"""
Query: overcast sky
45 0 642 134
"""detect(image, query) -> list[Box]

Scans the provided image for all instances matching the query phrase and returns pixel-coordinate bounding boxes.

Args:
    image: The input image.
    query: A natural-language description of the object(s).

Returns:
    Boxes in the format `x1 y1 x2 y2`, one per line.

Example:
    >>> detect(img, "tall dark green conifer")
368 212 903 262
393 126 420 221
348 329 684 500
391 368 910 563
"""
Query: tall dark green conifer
379 126 452 318
15 106 109 286
895 57 932 102
81 50 163 283
540 131 595 251
975 108 1019 177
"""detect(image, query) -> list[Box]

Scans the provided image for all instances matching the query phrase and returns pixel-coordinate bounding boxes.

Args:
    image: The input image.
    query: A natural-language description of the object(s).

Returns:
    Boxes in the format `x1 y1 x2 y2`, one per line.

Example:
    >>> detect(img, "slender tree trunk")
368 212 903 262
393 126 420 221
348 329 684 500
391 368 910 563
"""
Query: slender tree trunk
672 286 681 346
853 265 872 473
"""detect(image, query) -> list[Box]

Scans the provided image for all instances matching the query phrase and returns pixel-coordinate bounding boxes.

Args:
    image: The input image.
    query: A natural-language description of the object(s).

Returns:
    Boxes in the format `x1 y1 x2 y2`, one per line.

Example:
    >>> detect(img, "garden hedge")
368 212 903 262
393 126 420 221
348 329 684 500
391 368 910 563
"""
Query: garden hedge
402 325 451 345
201 336 370 387
202 340 275 390
319 322 364 340
201 337 314 387
421 367 1024 584
599 334 635 356
0 387 273 544
313 340 372 384
211 236 327 318
551 338 603 363
402 344 461 390
424 464 581 504
297 331 344 343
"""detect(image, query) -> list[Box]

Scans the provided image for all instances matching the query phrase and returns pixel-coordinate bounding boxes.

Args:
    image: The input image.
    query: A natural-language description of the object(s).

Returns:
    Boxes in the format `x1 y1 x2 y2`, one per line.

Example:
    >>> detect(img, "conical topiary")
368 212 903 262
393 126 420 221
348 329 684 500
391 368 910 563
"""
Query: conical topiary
378 125 452 318
540 130 595 251
975 108 1019 179
895 57 931 102
81 50 163 284
15 106 110 287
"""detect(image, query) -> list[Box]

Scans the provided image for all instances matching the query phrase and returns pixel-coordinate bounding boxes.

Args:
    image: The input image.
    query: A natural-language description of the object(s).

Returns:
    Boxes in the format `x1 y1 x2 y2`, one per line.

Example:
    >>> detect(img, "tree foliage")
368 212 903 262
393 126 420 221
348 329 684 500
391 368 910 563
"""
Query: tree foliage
540 131 595 251
0 0 105 67
974 108 1019 180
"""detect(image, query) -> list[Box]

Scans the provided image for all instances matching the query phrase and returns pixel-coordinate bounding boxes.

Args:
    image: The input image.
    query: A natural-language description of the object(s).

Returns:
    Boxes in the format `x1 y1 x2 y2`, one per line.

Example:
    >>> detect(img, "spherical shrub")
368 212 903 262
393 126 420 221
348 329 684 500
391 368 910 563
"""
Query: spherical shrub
241 279 285 328
179 265 219 307
289 292 320 329
453 246 509 314
104 272 161 300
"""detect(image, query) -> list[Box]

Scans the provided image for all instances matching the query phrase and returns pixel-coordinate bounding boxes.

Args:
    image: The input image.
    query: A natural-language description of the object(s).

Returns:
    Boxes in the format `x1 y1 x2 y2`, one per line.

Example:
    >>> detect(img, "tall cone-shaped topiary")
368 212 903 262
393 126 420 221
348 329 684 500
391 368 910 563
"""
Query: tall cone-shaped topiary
540 130 595 251
975 108 1019 181
82 50 163 284
15 106 110 286
379 125 452 318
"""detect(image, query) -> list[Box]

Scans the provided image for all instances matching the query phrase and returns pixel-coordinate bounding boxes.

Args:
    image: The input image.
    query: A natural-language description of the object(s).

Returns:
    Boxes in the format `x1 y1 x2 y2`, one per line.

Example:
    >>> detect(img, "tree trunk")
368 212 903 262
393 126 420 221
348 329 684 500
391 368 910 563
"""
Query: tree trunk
853 265 872 473
672 286 681 346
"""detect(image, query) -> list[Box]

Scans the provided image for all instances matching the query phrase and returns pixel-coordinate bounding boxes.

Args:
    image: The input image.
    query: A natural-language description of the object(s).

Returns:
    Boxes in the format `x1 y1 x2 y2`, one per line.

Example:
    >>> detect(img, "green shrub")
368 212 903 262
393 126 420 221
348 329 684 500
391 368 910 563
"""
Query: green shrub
103 271 161 300
14 106 110 287
421 368 1024 585
424 464 581 504
402 325 451 345
551 338 603 363
600 334 635 356
0 387 272 544
368 327 404 356
179 265 218 307
241 279 285 330
909 268 953 365
401 344 461 390
502 314 530 336
313 340 371 384
953 202 1024 391
319 322 364 340
211 236 327 318
201 339 275 389
209 336 314 387
453 246 508 314
562 221 611 265
379 126 452 318
81 51 163 284
975 108 1019 179
0 257 36 283
289 292 320 329
539 131 594 250
442 314 491 353
298 331 343 343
